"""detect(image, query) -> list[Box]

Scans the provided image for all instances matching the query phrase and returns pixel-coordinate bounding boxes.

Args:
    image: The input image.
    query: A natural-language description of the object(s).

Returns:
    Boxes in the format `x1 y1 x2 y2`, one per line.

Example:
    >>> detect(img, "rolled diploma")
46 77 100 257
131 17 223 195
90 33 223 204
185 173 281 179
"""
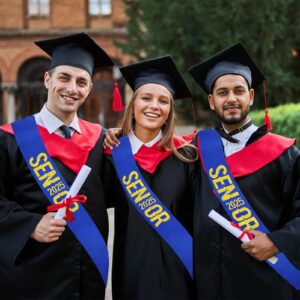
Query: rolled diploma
208 209 278 264
54 165 92 220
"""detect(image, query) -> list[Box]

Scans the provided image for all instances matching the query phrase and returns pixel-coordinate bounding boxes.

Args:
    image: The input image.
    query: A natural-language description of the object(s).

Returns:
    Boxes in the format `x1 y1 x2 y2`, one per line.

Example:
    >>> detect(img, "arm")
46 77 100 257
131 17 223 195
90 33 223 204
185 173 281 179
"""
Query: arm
101 153 121 208
0 133 66 265
267 146 300 268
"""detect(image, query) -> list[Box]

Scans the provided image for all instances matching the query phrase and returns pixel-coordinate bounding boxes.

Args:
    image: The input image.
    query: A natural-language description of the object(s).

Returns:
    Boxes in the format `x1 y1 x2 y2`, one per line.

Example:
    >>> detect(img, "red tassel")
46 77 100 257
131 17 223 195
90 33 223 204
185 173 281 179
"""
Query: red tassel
264 110 272 131
112 81 124 112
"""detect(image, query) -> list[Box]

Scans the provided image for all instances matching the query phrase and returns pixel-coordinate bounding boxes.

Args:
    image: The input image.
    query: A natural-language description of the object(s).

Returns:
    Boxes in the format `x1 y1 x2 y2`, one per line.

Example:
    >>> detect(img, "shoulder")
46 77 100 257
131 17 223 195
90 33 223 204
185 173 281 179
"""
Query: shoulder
78 119 105 144
0 123 14 135
79 119 103 134
265 132 296 145
173 132 198 162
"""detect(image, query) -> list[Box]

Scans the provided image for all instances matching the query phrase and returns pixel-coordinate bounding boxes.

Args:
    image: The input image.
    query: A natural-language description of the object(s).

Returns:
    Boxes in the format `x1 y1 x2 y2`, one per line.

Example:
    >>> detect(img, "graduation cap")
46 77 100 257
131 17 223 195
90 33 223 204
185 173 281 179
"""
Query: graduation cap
189 42 272 129
35 32 124 111
120 55 192 100
35 32 115 75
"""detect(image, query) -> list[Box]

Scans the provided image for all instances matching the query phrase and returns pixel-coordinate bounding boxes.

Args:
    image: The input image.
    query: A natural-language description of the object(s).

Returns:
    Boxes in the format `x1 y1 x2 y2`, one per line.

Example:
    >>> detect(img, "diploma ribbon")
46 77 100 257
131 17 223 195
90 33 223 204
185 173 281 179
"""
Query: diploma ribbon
47 195 87 222
230 221 254 241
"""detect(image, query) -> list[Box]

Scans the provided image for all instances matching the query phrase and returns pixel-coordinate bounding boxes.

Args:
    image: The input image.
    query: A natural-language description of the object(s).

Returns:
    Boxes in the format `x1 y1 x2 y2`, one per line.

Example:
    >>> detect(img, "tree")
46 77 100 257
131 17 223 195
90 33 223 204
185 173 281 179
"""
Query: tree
117 0 300 125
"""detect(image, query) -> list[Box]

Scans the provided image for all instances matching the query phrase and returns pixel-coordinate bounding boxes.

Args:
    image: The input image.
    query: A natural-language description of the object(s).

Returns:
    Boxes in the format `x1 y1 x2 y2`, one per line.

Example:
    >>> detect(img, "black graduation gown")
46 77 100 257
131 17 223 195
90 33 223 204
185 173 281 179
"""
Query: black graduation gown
194 130 300 300
103 143 198 300
0 122 108 300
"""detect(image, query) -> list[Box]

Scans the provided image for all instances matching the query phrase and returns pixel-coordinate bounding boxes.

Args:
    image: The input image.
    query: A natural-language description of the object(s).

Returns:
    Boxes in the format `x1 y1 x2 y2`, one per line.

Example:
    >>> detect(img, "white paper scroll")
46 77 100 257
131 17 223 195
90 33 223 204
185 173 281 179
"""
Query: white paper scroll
54 165 91 220
208 209 278 264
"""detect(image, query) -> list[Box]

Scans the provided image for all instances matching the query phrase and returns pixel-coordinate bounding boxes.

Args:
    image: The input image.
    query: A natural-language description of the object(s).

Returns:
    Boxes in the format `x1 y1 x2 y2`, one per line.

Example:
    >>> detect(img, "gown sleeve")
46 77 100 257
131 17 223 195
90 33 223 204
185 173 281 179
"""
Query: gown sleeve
0 132 42 265
268 146 300 269
101 153 121 209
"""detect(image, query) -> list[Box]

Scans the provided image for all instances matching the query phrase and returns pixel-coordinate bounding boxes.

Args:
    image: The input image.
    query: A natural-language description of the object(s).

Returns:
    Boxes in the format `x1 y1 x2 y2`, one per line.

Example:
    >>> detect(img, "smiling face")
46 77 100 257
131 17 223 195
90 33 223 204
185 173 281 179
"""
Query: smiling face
208 74 254 131
44 65 93 124
132 83 172 142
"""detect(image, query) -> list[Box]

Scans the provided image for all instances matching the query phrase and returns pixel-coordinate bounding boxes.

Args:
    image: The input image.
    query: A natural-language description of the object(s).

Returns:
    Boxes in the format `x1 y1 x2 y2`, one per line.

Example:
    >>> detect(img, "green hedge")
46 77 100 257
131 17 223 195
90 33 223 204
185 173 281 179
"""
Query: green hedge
251 103 300 145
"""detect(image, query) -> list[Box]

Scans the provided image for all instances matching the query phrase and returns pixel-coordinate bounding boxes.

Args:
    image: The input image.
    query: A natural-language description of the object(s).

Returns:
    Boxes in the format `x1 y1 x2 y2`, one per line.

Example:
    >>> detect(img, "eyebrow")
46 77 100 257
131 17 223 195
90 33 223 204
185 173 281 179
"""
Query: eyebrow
58 72 90 83
140 92 170 98
216 85 247 91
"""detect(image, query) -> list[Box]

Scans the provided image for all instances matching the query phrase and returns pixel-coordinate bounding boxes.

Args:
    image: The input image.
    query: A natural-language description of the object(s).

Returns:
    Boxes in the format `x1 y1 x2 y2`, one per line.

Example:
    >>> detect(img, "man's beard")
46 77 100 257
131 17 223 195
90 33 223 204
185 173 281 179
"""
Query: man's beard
216 105 250 125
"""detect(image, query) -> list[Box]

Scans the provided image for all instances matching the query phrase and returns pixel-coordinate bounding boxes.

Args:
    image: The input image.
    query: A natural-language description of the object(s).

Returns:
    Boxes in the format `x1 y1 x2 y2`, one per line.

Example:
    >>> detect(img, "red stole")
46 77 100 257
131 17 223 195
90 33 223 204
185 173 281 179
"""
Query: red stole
226 133 295 178
0 119 102 173
105 132 195 174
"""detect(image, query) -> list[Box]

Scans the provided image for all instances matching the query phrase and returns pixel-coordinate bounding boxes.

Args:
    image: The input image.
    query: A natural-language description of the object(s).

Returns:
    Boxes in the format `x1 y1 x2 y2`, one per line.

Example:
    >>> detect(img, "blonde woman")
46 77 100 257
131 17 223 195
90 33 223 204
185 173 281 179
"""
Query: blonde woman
103 56 198 300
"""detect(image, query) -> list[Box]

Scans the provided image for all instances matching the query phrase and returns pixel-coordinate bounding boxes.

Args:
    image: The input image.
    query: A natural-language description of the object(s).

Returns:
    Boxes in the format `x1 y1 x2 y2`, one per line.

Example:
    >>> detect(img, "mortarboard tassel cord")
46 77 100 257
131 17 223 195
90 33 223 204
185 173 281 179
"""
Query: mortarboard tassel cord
262 80 272 130
190 97 198 132
112 81 124 112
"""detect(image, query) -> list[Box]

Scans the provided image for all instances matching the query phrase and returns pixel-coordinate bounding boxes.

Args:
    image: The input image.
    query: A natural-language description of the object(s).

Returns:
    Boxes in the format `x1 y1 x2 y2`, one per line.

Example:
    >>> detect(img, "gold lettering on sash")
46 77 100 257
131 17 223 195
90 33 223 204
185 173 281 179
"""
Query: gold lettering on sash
210 164 260 230
232 207 259 230
28 152 79 213
123 171 170 227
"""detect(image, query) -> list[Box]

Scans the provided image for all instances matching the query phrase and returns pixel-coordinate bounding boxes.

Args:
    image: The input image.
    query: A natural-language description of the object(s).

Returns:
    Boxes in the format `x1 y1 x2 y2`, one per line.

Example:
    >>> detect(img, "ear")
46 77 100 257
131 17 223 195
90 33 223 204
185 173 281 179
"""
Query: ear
88 82 93 94
208 94 216 111
249 88 255 106
44 72 50 89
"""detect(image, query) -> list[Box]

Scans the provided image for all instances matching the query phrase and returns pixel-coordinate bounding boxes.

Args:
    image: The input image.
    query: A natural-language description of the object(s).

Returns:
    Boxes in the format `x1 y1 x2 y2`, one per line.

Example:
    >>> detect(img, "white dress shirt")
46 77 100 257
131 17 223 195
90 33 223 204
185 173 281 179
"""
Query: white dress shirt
34 104 81 138
128 131 163 155
221 123 258 157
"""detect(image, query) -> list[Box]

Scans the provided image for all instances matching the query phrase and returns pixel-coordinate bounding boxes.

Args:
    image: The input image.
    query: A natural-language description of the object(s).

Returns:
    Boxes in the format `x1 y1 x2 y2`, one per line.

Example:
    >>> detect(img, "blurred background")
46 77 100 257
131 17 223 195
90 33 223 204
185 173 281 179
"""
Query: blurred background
0 0 300 138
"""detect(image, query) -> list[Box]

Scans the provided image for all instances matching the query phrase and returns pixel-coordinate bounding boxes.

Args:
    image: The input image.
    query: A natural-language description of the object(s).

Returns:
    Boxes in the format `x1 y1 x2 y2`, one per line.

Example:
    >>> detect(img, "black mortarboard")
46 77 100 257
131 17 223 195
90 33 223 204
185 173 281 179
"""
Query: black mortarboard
35 32 114 76
120 56 192 100
188 42 265 94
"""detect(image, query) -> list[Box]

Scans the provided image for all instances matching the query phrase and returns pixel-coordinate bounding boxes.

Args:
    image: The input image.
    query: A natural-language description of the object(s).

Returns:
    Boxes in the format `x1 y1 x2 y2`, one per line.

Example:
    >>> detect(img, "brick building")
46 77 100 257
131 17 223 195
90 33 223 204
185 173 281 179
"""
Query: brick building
0 0 128 127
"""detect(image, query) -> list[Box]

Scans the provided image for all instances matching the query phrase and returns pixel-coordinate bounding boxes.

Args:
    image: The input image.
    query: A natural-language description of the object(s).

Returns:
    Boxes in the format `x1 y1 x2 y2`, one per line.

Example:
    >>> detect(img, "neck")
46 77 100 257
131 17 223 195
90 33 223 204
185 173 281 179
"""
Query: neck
222 117 251 133
134 128 160 143
46 104 75 125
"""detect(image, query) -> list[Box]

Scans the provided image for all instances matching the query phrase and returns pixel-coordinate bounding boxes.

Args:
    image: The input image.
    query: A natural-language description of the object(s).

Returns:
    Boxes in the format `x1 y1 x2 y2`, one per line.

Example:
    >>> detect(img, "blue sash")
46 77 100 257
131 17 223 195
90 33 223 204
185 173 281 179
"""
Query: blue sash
197 129 300 290
12 116 108 285
112 136 193 278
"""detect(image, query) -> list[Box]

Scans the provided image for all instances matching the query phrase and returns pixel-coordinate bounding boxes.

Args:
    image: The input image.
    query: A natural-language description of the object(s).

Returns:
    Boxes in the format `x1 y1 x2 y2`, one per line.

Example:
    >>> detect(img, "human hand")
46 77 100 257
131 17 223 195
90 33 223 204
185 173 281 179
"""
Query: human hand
103 128 122 149
241 230 279 261
31 212 67 243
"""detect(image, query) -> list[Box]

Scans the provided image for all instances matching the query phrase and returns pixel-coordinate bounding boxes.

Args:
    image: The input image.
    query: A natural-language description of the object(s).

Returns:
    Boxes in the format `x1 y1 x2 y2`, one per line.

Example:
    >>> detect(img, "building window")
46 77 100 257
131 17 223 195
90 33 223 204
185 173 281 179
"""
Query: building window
28 0 50 16
89 0 112 16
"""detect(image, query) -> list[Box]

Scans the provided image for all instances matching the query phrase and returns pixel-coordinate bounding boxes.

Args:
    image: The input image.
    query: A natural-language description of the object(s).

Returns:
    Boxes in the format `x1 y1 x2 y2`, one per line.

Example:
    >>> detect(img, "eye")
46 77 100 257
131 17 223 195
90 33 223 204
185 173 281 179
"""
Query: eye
159 98 170 105
217 90 227 96
78 81 88 88
141 96 151 101
235 88 245 94
58 75 68 81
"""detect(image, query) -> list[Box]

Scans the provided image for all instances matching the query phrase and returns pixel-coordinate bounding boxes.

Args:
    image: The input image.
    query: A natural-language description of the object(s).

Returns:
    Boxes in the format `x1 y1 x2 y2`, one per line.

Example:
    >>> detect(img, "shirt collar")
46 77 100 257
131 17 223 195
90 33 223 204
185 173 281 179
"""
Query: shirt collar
128 130 163 155
226 123 258 143
221 123 259 157
38 104 81 134
222 119 257 142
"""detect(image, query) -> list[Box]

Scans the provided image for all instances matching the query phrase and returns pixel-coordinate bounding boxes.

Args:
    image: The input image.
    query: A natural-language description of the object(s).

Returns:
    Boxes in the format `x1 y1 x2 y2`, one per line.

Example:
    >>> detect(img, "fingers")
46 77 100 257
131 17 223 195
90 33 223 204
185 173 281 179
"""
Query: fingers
104 128 121 149
240 230 278 261
31 212 67 243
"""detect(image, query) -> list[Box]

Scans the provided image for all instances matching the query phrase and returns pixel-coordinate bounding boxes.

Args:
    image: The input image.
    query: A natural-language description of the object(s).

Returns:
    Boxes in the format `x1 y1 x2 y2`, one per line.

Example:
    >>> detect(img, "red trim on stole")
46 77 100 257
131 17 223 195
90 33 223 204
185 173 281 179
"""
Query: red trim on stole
105 132 195 174
226 133 295 178
0 120 102 174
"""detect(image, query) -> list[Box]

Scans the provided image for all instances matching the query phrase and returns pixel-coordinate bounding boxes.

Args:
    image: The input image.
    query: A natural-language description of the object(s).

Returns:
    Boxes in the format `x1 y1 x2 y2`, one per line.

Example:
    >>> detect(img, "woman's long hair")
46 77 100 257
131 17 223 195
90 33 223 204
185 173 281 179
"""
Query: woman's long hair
120 89 198 163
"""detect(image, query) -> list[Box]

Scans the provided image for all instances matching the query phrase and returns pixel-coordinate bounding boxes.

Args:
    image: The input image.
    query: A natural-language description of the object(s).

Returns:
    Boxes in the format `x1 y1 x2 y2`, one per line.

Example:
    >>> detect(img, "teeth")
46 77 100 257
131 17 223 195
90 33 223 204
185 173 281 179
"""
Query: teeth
145 113 159 118
62 95 76 101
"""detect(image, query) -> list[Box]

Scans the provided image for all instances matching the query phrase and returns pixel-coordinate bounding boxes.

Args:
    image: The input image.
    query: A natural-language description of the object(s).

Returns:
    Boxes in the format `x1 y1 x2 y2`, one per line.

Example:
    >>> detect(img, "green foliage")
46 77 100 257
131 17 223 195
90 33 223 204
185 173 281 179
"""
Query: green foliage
118 0 300 122
251 103 300 145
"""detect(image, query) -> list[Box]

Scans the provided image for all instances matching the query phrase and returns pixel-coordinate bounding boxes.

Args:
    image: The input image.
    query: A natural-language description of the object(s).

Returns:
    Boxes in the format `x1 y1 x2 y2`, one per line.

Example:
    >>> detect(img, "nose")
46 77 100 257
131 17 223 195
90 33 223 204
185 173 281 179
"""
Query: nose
227 91 237 103
66 79 77 94
149 98 159 109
